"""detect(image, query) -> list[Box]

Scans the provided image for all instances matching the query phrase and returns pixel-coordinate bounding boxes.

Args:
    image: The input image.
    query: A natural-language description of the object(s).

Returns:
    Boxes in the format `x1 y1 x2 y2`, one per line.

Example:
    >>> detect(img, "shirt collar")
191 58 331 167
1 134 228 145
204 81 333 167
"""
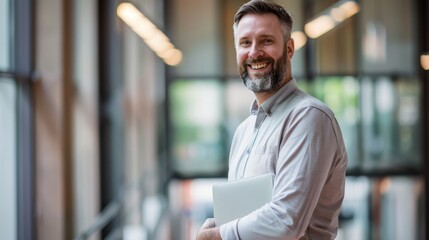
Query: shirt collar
250 78 298 116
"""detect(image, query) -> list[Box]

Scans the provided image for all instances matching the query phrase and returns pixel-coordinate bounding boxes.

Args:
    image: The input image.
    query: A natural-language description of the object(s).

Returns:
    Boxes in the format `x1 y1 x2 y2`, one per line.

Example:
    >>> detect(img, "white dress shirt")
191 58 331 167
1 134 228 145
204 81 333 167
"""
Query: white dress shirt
220 79 348 240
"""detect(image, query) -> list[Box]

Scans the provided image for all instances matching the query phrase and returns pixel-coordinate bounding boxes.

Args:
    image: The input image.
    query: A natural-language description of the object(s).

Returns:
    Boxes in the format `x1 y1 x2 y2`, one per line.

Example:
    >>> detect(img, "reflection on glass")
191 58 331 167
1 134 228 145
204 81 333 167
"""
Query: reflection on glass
169 0 221 77
0 79 17 240
314 19 356 74
0 0 11 70
360 0 415 74
170 80 226 177
361 77 421 171
378 177 423 239
338 176 424 240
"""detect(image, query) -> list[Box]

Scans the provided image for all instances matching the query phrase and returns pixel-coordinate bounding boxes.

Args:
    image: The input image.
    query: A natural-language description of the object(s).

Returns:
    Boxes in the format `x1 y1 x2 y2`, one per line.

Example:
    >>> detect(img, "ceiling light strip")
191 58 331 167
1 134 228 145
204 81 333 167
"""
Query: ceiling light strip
304 0 360 39
117 2 182 66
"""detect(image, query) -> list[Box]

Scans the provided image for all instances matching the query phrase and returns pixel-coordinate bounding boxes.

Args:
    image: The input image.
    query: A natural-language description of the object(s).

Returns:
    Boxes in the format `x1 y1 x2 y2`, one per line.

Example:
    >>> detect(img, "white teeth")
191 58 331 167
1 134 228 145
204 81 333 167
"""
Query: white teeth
250 63 267 69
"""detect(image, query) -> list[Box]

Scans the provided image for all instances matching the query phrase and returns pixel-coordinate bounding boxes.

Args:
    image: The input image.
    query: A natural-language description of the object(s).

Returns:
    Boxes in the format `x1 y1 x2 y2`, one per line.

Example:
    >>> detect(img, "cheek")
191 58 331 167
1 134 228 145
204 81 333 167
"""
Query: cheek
267 47 284 60
236 51 247 65
236 49 248 64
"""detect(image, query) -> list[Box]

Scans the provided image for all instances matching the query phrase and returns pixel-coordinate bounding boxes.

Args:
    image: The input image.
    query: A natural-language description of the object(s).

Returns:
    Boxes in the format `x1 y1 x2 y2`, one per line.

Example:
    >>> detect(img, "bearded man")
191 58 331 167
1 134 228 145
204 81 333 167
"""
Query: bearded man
197 1 348 239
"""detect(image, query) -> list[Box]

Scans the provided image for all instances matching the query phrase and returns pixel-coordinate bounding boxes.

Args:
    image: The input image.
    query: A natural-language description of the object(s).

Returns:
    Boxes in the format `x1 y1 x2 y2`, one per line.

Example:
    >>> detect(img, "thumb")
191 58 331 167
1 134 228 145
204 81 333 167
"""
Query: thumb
201 218 216 228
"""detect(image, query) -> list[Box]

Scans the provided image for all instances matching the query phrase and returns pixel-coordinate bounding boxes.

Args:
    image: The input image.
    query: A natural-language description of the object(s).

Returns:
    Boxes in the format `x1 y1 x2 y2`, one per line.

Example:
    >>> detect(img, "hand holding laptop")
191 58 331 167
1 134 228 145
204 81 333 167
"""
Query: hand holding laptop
212 173 274 226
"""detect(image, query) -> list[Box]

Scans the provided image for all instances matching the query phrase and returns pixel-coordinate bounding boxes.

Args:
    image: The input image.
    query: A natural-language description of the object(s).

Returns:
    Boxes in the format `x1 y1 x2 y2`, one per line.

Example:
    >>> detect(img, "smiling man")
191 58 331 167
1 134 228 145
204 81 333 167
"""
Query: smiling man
236 8 291 101
196 1 348 239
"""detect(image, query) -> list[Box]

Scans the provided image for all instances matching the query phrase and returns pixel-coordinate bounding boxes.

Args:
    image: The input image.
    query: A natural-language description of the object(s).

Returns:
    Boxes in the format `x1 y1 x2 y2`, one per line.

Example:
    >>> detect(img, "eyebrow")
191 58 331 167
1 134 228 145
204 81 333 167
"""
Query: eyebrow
238 33 276 41
259 34 276 39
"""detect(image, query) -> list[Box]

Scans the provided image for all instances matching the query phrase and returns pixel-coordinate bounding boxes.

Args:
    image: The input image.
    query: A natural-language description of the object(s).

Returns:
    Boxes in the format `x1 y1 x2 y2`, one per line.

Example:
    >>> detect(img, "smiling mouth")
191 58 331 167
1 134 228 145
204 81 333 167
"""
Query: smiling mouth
250 63 268 69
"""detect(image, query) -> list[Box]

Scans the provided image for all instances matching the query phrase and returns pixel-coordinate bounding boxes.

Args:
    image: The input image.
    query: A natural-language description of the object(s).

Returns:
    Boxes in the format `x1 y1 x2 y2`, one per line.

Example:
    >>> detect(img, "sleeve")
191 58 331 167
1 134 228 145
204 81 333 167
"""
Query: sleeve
220 106 339 240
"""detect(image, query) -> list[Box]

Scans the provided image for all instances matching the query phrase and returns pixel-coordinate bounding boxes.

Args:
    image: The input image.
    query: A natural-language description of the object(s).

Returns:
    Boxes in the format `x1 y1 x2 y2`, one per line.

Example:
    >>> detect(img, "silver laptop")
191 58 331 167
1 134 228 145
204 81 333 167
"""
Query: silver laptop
212 173 274 226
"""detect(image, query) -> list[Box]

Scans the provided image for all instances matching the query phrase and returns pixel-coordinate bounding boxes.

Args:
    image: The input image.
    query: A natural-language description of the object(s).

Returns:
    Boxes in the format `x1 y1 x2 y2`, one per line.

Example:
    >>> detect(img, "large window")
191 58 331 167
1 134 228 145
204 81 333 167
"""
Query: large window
360 0 416 75
170 79 227 177
167 0 227 177
359 77 421 172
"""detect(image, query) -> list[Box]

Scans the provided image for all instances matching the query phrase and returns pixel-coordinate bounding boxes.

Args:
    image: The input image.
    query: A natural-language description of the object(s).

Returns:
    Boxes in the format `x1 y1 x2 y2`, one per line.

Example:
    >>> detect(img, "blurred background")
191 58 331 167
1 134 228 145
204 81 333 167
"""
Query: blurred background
1 0 428 239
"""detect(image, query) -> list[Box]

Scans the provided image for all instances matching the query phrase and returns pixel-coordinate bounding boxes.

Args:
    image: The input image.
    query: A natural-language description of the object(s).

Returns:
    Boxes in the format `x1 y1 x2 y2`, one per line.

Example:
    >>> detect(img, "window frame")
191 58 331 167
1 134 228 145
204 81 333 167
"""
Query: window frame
0 0 36 238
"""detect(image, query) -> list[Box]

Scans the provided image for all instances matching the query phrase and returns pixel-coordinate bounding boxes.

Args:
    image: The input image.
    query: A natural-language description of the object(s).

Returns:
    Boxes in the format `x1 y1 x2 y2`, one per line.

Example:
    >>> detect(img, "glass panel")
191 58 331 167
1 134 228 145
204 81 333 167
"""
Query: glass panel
339 176 424 240
0 79 17 240
169 0 221 77
310 0 357 74
170 79 226 177
311 76 361 170
314 20 357 74
0 0 11 70
360 0 415 74
377 177 423 239
361 77 421 171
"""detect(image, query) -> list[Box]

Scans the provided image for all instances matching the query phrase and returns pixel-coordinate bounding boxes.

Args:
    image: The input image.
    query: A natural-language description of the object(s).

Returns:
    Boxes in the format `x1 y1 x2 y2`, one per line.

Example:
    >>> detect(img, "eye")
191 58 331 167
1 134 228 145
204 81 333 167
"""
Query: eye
239 40 251 47
262 39 274 44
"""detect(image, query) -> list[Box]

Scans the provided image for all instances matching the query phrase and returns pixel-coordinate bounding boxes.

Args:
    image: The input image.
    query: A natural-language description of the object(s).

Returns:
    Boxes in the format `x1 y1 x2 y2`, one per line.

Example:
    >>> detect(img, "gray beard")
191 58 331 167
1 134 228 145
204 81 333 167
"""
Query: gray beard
240 50 288 93
243 74 274 92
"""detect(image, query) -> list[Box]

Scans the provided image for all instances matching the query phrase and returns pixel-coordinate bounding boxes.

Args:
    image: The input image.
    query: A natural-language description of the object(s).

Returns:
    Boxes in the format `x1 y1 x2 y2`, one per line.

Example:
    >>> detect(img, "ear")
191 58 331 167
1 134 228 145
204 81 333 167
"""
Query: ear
287 38 295 59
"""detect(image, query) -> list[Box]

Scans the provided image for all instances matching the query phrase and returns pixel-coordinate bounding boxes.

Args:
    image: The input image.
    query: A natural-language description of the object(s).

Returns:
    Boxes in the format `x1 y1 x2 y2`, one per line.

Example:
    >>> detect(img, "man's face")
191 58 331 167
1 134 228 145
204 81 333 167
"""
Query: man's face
235 13 292 92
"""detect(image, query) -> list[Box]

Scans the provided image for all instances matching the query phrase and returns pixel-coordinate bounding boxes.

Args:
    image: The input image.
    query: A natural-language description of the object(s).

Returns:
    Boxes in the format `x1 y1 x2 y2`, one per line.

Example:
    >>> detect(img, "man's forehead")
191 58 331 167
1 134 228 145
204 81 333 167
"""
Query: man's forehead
236 13 283 37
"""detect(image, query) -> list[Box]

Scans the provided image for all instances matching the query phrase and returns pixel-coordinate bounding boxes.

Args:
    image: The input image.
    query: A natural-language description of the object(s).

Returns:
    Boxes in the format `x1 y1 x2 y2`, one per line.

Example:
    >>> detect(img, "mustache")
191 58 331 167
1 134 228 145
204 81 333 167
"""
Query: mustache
244 57 274 65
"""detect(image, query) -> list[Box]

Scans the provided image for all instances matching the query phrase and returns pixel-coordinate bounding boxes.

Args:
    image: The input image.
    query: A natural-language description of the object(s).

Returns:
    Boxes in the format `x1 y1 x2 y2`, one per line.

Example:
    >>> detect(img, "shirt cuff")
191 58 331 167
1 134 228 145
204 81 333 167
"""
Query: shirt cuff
219 219 240 240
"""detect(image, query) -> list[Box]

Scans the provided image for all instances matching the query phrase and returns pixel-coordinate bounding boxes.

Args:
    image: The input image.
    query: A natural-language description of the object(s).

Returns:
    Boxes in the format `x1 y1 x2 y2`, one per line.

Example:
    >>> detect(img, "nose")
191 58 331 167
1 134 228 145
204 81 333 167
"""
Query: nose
248 43 264 59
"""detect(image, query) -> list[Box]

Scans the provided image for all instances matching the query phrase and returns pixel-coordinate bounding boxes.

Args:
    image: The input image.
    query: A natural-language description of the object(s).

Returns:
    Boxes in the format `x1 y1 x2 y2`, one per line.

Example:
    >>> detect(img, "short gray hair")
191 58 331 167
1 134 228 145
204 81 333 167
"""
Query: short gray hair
233 0 293 41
